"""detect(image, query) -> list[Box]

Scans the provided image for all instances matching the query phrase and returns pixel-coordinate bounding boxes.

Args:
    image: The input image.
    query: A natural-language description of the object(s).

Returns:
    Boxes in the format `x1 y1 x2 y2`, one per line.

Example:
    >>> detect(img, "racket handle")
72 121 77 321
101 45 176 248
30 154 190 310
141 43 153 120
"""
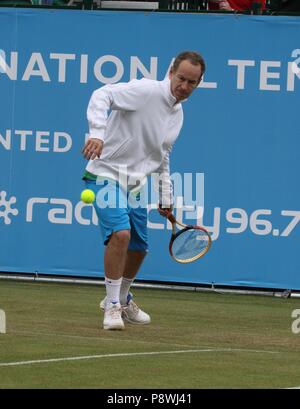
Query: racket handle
167 213 176 224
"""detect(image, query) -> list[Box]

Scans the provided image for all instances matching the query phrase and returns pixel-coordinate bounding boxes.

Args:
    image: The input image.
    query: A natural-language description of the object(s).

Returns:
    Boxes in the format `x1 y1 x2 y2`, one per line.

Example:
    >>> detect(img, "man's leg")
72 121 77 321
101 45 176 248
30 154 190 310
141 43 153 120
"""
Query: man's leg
116 203 150 324
118 208 150 324
85 179 132 330
124 250 147 279
104 230 130 304
120 249 151 324
101 230 130 330
120 250 147 305
118 187 148 306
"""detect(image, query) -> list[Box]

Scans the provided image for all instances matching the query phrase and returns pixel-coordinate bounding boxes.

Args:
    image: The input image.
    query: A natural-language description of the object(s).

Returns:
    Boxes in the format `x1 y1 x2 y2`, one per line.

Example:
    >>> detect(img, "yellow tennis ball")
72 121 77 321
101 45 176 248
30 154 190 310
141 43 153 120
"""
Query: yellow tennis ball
81 189 95 204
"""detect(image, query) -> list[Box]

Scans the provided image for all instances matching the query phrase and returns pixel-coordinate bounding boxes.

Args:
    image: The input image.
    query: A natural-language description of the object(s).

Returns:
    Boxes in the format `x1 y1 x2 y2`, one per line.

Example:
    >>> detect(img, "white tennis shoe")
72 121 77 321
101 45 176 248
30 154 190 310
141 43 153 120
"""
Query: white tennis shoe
103 302 125 330
122 299 151 325
100 295 151 325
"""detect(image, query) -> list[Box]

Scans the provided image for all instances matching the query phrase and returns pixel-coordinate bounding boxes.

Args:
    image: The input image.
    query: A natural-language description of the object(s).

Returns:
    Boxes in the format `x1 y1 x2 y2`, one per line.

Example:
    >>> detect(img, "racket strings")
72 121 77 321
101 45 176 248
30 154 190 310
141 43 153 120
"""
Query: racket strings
172 228 210 262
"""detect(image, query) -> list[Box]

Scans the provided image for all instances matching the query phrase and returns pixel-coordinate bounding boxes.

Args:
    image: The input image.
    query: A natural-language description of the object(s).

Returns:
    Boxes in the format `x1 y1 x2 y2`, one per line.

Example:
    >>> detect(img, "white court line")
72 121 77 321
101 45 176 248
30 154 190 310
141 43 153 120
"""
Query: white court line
0 348 279 368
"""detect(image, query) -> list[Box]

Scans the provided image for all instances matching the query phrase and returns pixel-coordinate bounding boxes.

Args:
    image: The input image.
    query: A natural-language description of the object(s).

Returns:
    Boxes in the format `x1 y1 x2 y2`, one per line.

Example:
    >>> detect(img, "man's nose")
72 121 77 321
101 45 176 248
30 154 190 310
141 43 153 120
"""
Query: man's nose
181 81 189 91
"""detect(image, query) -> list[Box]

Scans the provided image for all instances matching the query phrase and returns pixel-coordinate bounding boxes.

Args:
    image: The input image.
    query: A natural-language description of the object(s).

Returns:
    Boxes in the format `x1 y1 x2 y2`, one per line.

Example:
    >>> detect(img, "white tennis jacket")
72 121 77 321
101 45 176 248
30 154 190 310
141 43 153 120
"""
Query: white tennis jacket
86 77 184 206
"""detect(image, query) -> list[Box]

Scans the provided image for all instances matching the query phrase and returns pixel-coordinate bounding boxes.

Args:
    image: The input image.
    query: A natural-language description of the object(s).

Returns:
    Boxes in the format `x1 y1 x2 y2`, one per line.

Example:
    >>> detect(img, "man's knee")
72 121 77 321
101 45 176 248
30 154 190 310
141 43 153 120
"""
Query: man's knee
111 230 131 247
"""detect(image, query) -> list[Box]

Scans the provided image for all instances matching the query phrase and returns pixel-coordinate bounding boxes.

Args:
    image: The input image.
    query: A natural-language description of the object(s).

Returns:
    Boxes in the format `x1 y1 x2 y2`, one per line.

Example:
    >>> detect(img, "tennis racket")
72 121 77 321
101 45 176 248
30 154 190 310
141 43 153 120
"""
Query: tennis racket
167 213 211 263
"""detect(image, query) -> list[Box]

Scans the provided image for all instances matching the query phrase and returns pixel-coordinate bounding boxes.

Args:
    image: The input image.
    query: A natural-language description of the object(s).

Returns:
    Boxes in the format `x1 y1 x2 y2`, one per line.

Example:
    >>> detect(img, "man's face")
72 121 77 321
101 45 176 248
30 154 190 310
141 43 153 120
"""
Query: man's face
169 60 203 102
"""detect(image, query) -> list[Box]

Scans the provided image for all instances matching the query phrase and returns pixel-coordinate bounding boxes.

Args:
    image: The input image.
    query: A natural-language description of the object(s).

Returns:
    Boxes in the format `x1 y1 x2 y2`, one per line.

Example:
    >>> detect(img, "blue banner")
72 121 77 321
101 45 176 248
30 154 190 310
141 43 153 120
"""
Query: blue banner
0 8 299 289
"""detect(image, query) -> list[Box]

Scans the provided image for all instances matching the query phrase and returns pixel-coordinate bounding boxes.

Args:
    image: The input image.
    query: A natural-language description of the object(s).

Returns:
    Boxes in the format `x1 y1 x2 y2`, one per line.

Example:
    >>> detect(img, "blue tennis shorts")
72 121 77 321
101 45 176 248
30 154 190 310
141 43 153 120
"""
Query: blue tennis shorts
85 179 148 252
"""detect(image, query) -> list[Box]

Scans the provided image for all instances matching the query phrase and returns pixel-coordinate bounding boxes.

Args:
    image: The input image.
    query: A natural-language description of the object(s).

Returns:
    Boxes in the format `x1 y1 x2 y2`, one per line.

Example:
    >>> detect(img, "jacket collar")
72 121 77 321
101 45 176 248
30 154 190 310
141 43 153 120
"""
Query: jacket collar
162 77 180 107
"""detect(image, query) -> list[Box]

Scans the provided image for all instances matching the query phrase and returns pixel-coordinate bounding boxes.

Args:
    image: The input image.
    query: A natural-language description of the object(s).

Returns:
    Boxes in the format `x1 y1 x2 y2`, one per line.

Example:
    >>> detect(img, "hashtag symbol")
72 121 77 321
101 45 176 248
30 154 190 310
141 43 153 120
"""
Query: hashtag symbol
0 191 19 224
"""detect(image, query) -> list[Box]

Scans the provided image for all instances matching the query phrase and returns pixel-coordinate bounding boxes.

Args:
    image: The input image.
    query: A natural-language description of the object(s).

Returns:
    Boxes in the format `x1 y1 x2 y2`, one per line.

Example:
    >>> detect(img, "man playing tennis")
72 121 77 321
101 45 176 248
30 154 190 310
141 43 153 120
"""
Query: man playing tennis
82 51 205 330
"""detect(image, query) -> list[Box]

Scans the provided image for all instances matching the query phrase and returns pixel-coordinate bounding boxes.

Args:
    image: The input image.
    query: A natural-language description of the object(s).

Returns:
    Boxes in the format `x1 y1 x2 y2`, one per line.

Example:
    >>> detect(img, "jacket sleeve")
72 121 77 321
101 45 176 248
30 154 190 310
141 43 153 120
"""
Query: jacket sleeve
155 149 174 208
87 79 152 141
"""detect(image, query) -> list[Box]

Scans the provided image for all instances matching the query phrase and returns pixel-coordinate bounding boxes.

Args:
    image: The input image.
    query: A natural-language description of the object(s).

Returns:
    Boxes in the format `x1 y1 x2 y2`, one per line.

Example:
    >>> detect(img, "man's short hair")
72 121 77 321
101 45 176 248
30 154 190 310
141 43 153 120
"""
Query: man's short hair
172 51 206 76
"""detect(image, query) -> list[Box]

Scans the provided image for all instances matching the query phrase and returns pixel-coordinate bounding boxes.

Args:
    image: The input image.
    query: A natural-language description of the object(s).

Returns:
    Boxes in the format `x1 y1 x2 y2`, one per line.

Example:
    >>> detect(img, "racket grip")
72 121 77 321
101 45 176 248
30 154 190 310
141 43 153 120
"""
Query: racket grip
167 213 176 224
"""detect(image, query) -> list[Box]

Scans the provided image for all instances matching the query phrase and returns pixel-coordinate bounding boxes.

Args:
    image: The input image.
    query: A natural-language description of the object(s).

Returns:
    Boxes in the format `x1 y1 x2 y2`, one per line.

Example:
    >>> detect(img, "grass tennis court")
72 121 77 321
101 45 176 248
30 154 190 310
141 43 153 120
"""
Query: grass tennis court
0 279 300 389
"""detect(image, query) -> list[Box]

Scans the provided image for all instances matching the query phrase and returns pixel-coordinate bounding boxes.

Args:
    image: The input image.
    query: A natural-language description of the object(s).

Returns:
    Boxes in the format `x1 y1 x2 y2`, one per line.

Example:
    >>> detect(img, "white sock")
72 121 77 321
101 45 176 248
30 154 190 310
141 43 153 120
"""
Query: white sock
105 277 122 305
120 277 134 306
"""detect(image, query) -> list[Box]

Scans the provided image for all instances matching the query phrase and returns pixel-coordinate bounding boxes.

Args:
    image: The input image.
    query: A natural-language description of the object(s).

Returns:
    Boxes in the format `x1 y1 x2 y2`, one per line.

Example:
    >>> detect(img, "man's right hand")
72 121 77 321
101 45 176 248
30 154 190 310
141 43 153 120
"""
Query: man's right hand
82 138 103 160
158 204 173 218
